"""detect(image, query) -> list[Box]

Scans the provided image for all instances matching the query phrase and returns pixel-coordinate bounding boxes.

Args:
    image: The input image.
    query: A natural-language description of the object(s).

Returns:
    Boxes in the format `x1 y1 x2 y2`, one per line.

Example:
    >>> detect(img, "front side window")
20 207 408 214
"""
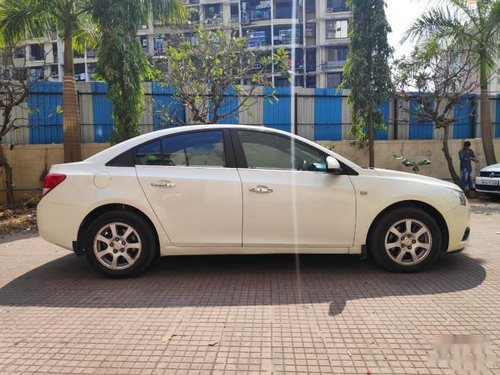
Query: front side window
237 131 326 171
135 131 225 167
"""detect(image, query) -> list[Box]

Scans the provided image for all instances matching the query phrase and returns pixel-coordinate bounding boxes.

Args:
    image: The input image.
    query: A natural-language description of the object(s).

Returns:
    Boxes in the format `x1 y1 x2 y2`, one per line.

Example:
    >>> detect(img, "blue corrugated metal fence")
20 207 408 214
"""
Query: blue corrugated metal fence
22 82 500 144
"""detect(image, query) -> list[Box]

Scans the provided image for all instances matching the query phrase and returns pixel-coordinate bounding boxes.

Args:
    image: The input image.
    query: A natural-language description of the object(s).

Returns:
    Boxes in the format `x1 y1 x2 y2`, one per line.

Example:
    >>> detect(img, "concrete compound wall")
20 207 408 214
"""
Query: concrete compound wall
2 139 499 205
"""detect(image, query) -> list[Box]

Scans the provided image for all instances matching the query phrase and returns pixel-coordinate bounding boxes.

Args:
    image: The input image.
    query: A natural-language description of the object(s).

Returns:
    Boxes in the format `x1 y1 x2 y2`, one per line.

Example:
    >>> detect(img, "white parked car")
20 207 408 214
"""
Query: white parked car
37 125 470 277
475 163 500 197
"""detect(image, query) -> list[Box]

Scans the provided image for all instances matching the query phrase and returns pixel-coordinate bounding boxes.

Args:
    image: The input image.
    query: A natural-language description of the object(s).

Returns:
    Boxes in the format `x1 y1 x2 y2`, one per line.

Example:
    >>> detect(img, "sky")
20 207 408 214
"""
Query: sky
385 0 433 58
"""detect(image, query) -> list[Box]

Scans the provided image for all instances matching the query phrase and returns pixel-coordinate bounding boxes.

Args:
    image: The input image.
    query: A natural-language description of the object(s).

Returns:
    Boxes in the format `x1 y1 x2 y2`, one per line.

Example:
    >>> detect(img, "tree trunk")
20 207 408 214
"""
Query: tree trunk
368 107 375 168
479 87 496 165
0 145 15 206
62 18 82 163
441 124 461 186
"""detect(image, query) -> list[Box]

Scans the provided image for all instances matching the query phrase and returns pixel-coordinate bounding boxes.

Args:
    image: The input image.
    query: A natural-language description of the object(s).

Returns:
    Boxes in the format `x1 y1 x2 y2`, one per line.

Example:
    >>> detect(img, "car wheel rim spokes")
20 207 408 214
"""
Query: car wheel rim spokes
384 219 432 266
93 222 142 270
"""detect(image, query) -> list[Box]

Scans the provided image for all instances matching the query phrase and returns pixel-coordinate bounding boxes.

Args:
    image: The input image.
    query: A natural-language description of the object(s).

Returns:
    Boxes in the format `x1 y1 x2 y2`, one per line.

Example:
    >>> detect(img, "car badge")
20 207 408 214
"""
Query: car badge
490 172 495 178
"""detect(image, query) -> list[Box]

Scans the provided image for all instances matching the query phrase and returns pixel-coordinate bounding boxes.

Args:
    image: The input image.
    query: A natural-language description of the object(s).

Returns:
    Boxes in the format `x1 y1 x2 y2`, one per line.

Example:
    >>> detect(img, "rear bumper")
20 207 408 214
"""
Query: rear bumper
37 199 85 252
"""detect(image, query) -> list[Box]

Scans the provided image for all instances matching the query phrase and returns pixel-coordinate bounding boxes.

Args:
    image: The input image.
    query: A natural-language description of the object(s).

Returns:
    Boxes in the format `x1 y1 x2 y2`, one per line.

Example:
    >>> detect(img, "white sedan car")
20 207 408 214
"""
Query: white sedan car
37 125 470 277
475 163 500 197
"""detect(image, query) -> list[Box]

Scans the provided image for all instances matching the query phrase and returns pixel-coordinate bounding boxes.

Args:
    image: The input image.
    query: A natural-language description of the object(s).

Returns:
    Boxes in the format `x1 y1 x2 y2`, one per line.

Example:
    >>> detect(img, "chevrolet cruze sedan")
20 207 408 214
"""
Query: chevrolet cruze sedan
37 125 470 277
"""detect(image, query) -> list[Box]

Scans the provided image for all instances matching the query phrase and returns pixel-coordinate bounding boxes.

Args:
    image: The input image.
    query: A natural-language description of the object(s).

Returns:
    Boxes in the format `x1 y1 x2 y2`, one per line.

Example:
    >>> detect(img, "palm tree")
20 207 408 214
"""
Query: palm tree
404 0 499 165
0 0 95 163
0 0 186 160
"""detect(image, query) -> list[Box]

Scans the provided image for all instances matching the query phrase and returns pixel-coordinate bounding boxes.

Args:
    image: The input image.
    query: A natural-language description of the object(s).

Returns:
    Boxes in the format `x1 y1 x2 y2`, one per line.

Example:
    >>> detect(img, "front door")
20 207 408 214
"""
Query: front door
234 130 356 248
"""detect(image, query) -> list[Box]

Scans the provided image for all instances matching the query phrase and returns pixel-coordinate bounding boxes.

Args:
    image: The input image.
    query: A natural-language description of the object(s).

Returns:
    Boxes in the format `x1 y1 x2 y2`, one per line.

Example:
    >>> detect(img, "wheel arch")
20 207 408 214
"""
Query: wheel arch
366 200 449 254
75 203 160 257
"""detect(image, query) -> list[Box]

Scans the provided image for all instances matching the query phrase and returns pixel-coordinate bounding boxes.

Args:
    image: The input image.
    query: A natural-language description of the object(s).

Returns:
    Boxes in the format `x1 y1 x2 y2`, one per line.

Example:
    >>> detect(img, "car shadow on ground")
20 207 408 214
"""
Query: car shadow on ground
0 251 486 316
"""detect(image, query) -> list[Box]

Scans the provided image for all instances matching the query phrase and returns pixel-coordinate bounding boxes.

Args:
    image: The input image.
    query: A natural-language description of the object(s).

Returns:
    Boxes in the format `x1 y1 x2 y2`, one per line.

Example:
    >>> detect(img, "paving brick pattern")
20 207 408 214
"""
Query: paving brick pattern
1 200 500 374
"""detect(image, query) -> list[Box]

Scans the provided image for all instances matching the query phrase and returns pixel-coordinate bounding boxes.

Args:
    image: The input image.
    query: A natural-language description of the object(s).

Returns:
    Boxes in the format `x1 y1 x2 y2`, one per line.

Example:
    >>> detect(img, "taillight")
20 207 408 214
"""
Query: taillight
42 173 66 196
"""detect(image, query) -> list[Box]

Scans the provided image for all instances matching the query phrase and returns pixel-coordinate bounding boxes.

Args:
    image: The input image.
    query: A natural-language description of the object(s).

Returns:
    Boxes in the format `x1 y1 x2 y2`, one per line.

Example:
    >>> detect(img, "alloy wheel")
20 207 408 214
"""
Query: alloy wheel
384 218 433 266
93 222 142 270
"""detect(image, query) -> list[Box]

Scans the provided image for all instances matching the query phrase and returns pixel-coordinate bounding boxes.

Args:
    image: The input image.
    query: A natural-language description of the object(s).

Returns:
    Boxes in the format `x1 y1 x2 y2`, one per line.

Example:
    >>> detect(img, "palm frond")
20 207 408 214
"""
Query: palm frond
0 0 57 47
403 6 468 43
73 12 99 52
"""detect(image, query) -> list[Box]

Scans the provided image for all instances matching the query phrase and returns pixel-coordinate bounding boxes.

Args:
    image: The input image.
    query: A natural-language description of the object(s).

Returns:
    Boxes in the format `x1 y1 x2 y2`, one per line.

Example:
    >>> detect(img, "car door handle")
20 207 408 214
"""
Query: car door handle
249 185 273 194
151 180 175 188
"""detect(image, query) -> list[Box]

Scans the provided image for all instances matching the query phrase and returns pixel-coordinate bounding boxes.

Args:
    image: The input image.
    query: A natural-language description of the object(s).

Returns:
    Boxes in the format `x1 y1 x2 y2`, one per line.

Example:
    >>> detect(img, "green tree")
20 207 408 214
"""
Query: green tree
0 0 96 163
342 0 393 168
405 0 499 165
394 42 479 185
0 44 43 205
92 0 186 144
157 26 289 125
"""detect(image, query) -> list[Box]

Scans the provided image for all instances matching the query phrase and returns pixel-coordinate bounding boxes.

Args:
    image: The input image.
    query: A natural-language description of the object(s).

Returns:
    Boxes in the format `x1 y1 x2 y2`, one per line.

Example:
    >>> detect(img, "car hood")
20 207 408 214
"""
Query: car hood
480 163 500 172
372 168 461 191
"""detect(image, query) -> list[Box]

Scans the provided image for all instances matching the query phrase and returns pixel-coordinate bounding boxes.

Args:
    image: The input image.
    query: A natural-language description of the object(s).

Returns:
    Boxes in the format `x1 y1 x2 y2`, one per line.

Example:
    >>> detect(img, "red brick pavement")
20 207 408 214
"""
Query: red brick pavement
0 199 499 374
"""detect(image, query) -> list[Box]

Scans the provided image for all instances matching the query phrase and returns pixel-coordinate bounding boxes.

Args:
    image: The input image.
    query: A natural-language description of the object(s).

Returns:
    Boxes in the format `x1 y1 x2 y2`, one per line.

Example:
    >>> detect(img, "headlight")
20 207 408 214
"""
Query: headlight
451 189 467 206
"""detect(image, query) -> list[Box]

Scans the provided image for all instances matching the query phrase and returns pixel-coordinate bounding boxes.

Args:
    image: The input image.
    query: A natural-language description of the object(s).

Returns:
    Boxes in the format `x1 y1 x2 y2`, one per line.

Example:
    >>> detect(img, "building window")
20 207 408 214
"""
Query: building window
50 65 59 78
154 38 165 56
204 4 222 23
230 4 239 22
30 67 44 80
306 75 317 88
87 63 96 80
139 35 148 53
306 48 317 72
1 68 11 80
326 0 349 12
74 63 86 81
306 0 315 14
241 0 271 23
325 45 348 68
15 47 26 59
275 0 293 19
327 72 343 88
326 20 348 39
305 24 316 38
274 25 302 45
30 44 44 61
190 7 200 22
245 27 271 47
52 43 57 62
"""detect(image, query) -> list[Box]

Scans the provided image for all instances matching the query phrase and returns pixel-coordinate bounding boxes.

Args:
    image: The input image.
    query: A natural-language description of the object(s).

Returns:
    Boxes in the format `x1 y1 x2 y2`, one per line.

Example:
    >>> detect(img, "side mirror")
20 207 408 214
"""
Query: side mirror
326 156 342 174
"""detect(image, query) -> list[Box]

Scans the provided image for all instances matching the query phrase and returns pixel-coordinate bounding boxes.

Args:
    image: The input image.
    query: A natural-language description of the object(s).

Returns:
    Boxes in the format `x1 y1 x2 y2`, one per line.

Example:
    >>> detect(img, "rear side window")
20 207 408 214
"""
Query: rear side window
135 131 226 167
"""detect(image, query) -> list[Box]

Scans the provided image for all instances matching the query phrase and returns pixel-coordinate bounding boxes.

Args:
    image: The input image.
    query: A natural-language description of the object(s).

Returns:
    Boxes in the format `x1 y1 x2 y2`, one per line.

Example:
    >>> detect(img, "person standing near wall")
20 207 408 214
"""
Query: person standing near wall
458 140 479 193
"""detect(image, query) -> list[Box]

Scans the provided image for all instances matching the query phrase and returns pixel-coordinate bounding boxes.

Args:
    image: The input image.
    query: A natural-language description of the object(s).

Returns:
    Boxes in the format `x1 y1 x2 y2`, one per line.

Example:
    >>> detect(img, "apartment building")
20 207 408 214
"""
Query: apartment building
10 0 352 88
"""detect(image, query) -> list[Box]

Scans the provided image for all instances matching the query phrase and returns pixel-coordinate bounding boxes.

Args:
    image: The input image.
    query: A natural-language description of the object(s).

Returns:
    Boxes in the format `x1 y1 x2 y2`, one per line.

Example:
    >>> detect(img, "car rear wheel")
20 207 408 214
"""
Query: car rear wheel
368 207 442 272
84 211 157 277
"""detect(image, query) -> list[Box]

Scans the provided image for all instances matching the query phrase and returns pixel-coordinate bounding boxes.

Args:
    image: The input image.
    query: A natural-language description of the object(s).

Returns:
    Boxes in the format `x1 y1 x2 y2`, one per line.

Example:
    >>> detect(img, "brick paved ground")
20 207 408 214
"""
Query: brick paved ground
0 199 499 374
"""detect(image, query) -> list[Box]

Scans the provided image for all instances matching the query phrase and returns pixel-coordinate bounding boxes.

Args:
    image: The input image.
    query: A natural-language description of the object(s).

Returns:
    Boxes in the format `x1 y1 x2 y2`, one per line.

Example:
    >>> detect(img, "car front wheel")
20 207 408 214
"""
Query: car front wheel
84 211 157 277
368 207 442 272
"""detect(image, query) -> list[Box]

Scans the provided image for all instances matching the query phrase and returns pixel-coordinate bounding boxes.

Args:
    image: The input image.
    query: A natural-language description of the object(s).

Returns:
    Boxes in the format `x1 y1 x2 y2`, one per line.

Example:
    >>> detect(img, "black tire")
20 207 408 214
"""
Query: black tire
368 207 442 272
84 210 157 277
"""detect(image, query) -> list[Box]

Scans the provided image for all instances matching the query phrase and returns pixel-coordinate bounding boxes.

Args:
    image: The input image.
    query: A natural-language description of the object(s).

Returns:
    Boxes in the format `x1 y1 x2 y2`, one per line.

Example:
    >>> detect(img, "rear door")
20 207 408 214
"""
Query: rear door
135 129 242 247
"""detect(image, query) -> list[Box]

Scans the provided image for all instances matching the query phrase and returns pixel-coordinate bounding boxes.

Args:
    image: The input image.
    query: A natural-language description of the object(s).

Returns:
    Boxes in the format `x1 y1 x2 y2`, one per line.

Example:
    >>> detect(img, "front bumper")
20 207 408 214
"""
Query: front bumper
475 176 500 194
445 203 471 252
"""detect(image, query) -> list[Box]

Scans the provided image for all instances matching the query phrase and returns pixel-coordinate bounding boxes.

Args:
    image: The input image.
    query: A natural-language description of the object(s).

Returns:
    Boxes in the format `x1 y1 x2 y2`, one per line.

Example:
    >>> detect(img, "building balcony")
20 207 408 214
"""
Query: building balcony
321 60 346 71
